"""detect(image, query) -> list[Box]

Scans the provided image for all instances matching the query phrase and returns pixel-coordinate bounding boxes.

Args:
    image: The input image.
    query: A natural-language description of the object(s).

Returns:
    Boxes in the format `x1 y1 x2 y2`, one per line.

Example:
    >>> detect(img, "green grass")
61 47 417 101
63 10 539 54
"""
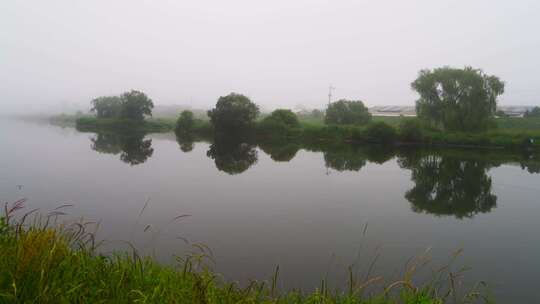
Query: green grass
300 116 540 131
71 115 540 150
75 116 174 133
0 202 492 304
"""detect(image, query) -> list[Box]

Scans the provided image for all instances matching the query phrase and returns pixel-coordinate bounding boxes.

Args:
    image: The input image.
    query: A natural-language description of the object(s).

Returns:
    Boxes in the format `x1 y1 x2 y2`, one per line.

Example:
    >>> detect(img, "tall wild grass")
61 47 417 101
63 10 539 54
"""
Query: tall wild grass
0 200 493 303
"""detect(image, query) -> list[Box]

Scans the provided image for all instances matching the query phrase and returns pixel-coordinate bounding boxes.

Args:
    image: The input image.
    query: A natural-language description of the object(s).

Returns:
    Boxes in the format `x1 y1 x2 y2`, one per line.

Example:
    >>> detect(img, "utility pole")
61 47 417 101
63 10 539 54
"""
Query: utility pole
328 84 335 106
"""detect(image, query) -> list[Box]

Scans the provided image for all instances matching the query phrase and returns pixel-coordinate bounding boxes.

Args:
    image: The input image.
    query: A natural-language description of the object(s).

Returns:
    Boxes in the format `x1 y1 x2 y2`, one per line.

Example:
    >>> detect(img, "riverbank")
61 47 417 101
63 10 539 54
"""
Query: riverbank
0 206 488 303
74 115 540 151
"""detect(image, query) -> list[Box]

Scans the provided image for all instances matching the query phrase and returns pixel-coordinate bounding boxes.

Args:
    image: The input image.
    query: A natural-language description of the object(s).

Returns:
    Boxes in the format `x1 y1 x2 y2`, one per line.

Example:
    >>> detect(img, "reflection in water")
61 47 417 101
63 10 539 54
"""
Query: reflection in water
89 130 539 219
206 137 258 175
176 134 195 153
91 131 153 165
324 147 367 172
521 162 540 174
319 145 394 172
520 152 540 174
398 151 497 218
259 143 300 162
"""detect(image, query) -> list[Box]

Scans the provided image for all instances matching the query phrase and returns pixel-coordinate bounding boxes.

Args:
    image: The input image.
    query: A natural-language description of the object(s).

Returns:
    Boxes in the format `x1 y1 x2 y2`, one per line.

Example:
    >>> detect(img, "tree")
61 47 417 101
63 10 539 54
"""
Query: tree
311 109 324 119
524 107 540 118
325 100 371 125
411 67 505 132
119 90 154 121
90 96 122 118
207 93 259 134
175 110 195 134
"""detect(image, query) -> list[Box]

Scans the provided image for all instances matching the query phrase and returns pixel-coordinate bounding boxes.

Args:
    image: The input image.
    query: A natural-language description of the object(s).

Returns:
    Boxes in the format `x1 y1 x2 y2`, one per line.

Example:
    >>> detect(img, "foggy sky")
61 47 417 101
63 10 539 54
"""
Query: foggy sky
1 0 540 114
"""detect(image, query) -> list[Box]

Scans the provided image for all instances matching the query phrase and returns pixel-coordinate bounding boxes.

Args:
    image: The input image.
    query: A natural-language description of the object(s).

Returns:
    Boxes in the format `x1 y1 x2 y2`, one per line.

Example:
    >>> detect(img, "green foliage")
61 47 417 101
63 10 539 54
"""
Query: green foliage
325 100 371 125
175 110 195 134
76 116 171 133
258 109 301 139
364 122 397 144
399 118 424 142
208 93 260 133
119 90 154 121
412 66 504 132
311 109 324 119
90 96 122 118
263 109 300 128
0 217 7 236
524 106 540 118
89 90 154 121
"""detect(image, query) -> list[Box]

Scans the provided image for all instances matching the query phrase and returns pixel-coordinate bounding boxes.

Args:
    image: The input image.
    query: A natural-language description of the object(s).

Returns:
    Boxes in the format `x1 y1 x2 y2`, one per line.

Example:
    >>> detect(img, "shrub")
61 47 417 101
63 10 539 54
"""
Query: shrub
365 122 397 144
399 118 423 142
258 109 300 139
263 109 300 128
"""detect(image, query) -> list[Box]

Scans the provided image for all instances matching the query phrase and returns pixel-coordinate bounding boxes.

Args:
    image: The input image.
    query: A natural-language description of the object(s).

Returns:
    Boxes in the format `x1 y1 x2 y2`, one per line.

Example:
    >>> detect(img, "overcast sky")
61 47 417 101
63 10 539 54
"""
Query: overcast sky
1 0 540 113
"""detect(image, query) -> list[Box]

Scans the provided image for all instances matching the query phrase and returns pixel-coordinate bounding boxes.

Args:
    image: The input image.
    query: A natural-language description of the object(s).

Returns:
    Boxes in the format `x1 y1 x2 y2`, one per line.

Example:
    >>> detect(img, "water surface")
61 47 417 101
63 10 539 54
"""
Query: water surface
1 119 539 302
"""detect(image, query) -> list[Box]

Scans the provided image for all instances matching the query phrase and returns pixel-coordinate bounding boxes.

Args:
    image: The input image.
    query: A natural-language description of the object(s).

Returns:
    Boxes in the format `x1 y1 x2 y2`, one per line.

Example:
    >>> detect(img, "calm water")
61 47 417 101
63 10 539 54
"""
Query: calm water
1 119 540 302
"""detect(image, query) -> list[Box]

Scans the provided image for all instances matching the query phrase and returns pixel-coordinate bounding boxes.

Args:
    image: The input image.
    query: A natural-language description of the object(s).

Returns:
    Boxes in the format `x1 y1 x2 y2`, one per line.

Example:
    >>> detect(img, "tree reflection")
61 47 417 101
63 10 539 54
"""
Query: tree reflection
519 151 540 174
324 147 367 172
176 134 195 153
259 142 300 162
323 145 395 172
91 131 153 165
398 151 497 218
207 136 257 174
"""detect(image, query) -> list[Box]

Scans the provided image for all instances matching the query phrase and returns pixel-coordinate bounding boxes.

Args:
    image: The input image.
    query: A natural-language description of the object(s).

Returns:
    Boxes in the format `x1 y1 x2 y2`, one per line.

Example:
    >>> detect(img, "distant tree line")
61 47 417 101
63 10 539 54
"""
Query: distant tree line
88 66 511 144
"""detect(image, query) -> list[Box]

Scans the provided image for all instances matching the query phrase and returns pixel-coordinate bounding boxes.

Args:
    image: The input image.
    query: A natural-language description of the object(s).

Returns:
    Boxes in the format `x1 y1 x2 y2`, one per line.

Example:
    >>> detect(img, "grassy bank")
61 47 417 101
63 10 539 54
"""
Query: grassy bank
73 116 540 150
0 203 491 303
75 116 174 133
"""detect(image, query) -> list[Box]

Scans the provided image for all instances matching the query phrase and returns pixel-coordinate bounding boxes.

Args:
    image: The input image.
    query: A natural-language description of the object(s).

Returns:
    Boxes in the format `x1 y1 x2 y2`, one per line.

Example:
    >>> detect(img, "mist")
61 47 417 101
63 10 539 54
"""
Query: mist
1 0 540 115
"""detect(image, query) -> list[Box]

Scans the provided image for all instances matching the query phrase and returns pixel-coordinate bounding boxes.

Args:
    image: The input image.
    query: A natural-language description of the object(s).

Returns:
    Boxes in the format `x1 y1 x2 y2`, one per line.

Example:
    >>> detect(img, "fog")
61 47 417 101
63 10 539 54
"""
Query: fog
1 0 539 114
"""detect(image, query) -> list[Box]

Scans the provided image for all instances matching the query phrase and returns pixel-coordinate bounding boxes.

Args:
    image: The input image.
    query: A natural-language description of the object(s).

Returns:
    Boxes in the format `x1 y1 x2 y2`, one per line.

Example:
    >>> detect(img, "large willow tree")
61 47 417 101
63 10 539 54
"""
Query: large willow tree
411 67 504 132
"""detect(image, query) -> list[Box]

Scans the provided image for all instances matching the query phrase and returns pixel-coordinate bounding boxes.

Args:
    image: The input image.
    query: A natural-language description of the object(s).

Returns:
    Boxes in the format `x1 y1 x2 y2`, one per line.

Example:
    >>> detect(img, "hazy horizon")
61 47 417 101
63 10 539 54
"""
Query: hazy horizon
2 1 540 115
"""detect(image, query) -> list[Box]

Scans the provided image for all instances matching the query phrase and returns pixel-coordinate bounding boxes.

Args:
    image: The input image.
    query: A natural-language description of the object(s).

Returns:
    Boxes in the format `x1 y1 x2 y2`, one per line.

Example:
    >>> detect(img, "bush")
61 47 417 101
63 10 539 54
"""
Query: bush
258 109 300 139
364 122 397 144
399 118 423 142
263 109 300 128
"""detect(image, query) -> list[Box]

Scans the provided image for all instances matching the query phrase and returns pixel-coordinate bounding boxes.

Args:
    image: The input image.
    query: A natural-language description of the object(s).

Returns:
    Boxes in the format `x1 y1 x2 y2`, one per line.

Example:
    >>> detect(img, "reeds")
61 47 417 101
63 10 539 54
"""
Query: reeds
0 200 493 303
